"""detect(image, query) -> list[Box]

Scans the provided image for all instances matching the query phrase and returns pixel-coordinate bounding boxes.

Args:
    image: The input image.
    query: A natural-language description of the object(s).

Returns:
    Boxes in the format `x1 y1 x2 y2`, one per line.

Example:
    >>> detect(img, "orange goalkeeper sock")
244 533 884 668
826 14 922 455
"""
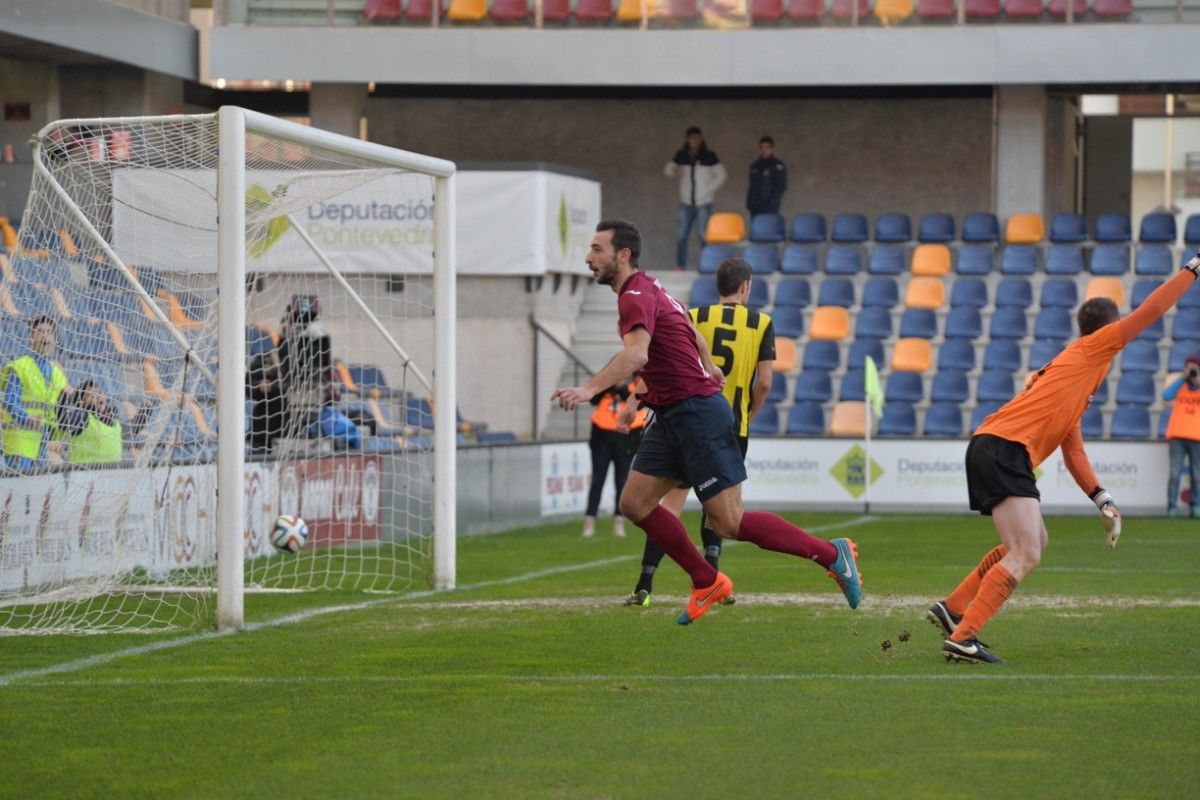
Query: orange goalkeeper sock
951 563 1017 642
944 545 1007 617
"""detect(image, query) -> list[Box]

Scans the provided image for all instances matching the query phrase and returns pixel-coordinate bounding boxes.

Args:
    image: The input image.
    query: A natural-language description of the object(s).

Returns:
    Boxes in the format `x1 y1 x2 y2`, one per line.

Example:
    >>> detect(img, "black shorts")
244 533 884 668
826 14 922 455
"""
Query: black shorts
966 433 1040 516
631 393 747 502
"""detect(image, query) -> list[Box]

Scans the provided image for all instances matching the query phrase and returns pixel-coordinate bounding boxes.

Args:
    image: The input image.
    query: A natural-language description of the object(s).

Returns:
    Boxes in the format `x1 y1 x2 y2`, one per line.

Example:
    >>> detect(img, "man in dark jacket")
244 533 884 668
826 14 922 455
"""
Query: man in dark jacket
746 135 787 218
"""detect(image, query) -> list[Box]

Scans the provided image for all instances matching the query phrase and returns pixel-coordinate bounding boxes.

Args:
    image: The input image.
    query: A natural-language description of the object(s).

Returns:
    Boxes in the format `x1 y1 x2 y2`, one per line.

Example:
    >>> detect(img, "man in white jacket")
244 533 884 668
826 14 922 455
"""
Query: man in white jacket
664 126 727 270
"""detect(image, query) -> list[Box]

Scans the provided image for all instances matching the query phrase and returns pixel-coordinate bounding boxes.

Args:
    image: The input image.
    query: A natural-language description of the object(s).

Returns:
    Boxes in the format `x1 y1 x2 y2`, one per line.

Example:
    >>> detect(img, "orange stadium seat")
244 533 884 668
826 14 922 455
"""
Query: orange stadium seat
904 276 945 309
773 338 798 372
810 306 851 341
873 0 913 23
1005 213 1045 244
0 217 17 252
704 212 745 244
448 0 487 20
891 338 933 372
910 244 951 276
617 0 653 21
1085 276 1125 306
830 401 867 437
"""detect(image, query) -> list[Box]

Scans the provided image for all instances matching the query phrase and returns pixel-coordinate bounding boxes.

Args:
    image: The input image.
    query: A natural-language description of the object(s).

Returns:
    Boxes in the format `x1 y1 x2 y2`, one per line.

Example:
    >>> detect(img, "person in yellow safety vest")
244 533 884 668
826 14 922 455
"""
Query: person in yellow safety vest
1 315 67 471
1163 353 1200 518
581 380 648 539
56 379 123 465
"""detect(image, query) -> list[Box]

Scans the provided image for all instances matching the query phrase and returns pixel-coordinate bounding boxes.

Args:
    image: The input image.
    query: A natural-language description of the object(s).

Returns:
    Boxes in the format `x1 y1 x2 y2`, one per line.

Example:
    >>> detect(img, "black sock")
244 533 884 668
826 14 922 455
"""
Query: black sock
700 526 723 570
635 564 657 594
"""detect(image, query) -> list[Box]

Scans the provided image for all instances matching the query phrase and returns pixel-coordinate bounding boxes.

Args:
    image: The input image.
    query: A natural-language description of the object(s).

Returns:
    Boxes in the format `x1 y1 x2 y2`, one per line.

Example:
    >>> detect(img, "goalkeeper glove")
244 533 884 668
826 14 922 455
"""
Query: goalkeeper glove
1185 250 1200 277
1090 487 1121 549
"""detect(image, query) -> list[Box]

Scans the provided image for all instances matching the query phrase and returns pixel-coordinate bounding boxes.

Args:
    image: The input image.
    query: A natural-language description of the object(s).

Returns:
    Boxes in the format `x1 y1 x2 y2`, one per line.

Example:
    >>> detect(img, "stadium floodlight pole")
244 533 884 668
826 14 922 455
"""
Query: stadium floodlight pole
433 172 457 589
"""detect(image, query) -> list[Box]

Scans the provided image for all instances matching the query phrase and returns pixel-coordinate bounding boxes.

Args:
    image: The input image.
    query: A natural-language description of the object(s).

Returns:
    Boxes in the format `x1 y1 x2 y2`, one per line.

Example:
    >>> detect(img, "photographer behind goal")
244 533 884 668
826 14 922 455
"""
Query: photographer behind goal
1163 353 1200 518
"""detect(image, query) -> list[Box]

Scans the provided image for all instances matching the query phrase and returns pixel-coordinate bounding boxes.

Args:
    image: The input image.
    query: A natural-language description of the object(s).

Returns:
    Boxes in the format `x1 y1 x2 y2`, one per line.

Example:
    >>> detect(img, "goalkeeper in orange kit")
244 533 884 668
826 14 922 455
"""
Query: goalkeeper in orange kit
931 249 1200 664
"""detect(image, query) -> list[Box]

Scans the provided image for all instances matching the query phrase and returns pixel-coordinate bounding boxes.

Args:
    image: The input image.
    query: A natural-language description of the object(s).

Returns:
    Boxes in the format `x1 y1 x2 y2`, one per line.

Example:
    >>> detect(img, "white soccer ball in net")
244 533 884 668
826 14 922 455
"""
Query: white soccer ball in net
270 515 309 554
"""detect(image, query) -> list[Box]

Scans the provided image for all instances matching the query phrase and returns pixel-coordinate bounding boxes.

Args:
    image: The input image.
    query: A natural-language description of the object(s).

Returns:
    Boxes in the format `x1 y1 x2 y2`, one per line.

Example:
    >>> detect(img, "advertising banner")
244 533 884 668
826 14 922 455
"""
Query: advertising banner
275 454 382 546
540 442 596 516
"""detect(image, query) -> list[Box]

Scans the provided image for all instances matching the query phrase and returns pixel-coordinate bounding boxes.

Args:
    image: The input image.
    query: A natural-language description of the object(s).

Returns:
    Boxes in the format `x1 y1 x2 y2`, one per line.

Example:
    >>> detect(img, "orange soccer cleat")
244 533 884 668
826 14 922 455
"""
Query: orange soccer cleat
676 572 734 625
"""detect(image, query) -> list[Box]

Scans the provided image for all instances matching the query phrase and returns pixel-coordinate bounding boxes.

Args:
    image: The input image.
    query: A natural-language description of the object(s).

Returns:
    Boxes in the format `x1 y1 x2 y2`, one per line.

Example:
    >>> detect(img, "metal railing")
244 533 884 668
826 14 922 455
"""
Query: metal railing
531 316 594 440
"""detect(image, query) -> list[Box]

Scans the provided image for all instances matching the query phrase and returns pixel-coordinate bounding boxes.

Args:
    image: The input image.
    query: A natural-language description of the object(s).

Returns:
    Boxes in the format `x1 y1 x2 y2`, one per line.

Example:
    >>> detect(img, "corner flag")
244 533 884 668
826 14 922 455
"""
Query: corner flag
864 355 883 419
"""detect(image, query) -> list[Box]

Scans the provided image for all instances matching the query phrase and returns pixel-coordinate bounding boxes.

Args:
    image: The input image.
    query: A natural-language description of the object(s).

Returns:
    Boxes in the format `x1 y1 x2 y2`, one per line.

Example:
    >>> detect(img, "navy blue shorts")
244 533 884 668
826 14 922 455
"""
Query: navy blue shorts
631 393 747 502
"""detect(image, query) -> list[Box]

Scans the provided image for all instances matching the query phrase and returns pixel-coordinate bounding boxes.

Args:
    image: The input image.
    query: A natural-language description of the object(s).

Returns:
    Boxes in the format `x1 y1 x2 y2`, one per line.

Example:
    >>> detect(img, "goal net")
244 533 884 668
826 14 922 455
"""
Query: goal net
0 108 457 634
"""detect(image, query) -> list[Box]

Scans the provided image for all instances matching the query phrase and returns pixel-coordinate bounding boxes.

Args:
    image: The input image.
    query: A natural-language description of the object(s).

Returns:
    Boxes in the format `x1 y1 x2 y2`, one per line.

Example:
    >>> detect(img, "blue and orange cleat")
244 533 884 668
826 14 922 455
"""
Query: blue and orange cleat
676 572 734 625
827 538 862 610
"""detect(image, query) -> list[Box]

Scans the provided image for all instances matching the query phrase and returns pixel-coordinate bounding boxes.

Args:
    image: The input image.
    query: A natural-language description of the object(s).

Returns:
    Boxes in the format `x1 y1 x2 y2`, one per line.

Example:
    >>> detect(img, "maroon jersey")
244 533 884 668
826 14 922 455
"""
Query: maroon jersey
617 270 721 408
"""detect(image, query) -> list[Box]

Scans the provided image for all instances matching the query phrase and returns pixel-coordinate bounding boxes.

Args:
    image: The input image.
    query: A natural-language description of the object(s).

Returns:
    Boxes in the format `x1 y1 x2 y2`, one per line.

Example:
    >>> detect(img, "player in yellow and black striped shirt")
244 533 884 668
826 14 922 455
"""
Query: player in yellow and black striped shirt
623 257 776 607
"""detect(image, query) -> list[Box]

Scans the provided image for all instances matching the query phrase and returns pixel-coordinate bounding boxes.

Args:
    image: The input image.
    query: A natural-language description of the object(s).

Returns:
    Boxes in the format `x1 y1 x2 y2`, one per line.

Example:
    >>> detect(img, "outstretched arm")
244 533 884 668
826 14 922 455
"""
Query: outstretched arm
1062 425 1122 548
1116 253 1199 344
552 328 650 411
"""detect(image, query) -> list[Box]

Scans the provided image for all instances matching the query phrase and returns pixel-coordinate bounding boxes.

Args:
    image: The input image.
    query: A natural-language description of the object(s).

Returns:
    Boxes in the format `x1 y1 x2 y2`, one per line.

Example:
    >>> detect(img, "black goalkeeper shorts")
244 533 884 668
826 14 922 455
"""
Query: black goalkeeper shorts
965 434 1040 516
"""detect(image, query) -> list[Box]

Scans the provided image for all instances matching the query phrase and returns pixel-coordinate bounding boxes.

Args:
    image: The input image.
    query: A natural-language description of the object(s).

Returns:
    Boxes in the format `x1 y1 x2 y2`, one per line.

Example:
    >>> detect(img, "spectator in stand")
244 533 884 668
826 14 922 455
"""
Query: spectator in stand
1 315 67 471
1162 354 1200 518
746 135 787 218
664 126 726 270
57 380 123 465
582 380 647 538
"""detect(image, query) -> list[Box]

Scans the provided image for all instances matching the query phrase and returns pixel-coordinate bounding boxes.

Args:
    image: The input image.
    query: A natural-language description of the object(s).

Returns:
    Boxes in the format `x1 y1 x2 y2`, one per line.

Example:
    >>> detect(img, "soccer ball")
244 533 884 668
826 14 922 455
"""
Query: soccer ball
270 515 309 554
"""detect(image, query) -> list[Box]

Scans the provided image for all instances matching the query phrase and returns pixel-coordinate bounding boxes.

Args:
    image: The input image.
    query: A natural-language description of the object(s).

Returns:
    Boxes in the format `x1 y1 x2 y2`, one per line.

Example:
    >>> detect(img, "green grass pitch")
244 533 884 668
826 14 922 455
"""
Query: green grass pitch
1 511 1198 799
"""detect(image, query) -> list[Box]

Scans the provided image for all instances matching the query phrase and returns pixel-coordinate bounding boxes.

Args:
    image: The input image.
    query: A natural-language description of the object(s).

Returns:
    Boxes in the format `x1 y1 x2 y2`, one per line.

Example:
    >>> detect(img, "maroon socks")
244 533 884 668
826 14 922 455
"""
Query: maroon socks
633 506 718 589
737 511 837 567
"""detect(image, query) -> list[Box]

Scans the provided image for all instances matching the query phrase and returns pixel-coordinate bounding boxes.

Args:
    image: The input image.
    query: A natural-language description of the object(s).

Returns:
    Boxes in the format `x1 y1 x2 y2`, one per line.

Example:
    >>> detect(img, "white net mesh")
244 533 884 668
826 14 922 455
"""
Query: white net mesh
0 114 447 633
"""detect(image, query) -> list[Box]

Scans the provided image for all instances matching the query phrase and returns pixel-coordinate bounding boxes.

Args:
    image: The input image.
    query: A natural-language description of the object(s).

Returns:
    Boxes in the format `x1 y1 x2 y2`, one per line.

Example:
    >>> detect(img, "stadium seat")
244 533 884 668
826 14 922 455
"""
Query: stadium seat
848 337 885 370
1034 307 1073 340
825 245 863 275
878 402 917 436
750 213 787 243
886 371 924 402
490 0 530 20
1121 339 1160 374
810 306 851 341
1040 278 1078 309
964 0 1000 16
892 338 933 372
363 0 403 21
944 307 982 340
995 277 1033 308
830 401 868 437
931 369 969 403
1178 280 1200 308
839 370 866 401
1000 245 1038 275
938 338 976 372
786 402 826 436
705 213 746 244
773 338 797 371
748 281 769 310
404 394 436 429
853 275 895 307
575 0 615 19
788 0 826 18
873 0 913 23
346 364 396 398
1089 244 1129 276
774 277 811 308
1159 407 1171 439
1003 0 1043 17
1047 0 1085 16
867 245 905 276
831 213 869 243
1049 213 1087 244
1091 0 1130 16
1005 213 1045 244
1110 405 1151 439
917 213 955 243
803 338 841 370
616 0 648 23
956 245 995 275
911 244 951 277
542 0 571 21
698 243 737 273
1130 278 1162 309
916 0 955 17
1116 372 1155 405
1085 276 1124 306
1045 245 1084 276
1134 245 1173 276
772 305 805 338
1138 317 1165 343
855 306 893 340
950 277 988 308
874 212 912 243
817 278 855 308
1169 340 1199 372
767 372 789 403
688 277 720 308
793 370 834 402
1185 214 1200 247
789 213 827 242
749 403 780 436
983 338 1022 371
1094 213 1132 243
899 308 937 339
962 212 1000 243
744 244 781 274
659 0 699 20
406 0 447 19
970 402 1003 433
1028 338 1064 370
1093 378 1109 405
1081 405 1104 438
781 245 819 274
752 0 785 19
830 0 871 21
924 402 963 437
904 277 945 310
977 369 1015 403
1139 212 1177 244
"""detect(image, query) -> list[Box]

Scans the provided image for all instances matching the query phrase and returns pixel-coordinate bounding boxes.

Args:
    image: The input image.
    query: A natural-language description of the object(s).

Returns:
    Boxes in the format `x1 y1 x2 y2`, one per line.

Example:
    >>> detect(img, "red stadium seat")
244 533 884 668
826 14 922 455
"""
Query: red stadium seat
541 0 571 20
916 0 955 17
575 0 614 18
406 0 446 19
753 0 785 20
491 0 530 19
831 0 869 18
661 0 699 19
1092 0 1130 16
788 0 825 18
1003 0 1043 16
964 0 1000 16
363 0 403 20
1047 0 1086 15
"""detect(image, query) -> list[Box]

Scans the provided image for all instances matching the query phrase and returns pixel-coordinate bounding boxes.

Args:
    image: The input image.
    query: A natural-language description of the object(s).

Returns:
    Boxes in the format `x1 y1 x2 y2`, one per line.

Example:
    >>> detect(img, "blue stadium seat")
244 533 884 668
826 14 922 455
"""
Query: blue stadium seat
1134 245 1173 276
839 369 866 401
347 364 396 397
831 213 869 243
924 402 963 437
749 213 787 243
995 277 1033 308
931 369 970 403
767 372 789 403
803 340 841 371
774 278 811 308
999 245 1038 275
688 277 720 308
748 280 769 310
404 394 435 429
246 326 275 359
1081 405 1104 438
1028 338 1065 370
1137 317 1164 343
962 212 1000 243
878 402 918 436
9 282 56 319
749 403 780 436
938 338 976 372
918 213 956 244
698 244 737 273
1139 212 1177 244
874 213 912 243
789 213 827 243
988 307 1027 340
1110 405 1151 439
743 244 780 274
1159 408 1171 439
780 244 819 274
899 308 937 339
793 370 834 402
817 278 855 308
1040 278 1078 309
956 245 995 275
862 277 899 308
855 306 893 340
1049 212 1087 244
1094 213 1132 243
867 245 905 276
1172 308 1200 341
977 369 1015 403
786 402 825 436
1115 372 1155 405
825 245 863 275
970 402 1003 433
1177 279 1200 308
1093 378 1109 405
950 277 988 308
983 339 1021 371
847 337 885 370
1034 307 1073 340
1120 339 1160 373
1185 214 1200 248
885 371 924 402
1169 340 1200 372
1045 245 1084 276
944 307 982 340
771 306 805 339
476 431 518 444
